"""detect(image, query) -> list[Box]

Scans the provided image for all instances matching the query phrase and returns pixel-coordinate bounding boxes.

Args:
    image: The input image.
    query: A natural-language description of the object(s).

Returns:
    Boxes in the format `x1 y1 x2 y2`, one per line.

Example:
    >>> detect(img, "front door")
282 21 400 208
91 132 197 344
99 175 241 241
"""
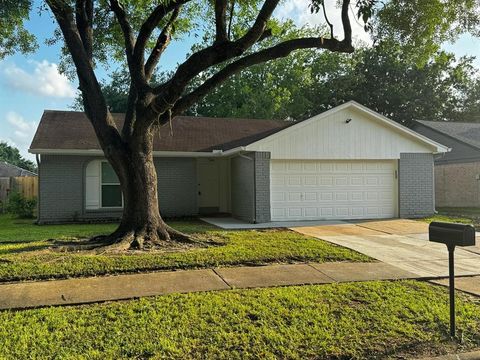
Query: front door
197 158 220 214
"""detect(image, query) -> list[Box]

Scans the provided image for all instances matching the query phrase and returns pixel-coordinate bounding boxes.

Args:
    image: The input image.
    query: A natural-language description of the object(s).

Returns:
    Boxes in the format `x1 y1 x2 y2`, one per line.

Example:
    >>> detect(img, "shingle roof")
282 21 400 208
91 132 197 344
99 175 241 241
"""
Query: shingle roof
416 120 480 150
30 110 290 152
0 162 36 177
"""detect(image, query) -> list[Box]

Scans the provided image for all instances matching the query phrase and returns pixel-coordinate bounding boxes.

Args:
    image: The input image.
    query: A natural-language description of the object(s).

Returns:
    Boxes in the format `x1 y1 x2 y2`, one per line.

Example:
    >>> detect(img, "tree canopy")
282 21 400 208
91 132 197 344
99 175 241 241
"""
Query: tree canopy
89 29 480 124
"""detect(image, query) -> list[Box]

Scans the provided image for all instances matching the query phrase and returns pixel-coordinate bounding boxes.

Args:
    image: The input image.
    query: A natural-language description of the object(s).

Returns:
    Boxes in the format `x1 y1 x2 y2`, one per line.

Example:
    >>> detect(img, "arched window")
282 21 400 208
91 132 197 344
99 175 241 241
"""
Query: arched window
85 160 123 209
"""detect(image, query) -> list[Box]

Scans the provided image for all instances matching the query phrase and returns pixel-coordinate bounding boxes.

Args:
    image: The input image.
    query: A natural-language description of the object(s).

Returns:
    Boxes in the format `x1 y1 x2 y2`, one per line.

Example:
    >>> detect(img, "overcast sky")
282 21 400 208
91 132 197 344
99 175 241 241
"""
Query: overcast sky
1 0 479 161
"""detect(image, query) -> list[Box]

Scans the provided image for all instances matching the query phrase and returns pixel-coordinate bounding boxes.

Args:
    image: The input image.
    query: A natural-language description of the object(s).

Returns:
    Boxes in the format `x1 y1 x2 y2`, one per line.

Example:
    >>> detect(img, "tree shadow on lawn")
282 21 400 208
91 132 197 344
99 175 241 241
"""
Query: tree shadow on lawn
0 242 53 255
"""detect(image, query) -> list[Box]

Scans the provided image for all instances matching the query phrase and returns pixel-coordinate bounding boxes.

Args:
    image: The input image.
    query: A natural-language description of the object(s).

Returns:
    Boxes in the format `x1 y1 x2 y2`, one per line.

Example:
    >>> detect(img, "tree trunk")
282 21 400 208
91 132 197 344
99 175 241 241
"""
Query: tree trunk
95 127 191 251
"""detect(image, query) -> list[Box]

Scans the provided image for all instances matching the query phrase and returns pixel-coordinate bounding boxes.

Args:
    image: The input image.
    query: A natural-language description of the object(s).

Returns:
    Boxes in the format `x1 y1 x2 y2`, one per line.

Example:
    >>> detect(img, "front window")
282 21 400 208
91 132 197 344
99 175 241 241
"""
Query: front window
101 162 122 207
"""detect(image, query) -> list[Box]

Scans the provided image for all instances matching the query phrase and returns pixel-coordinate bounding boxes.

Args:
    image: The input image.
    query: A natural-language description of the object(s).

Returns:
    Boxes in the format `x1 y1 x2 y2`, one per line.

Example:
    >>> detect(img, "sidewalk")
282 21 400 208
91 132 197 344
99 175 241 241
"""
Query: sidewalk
417 350 480 360
0 261 417 310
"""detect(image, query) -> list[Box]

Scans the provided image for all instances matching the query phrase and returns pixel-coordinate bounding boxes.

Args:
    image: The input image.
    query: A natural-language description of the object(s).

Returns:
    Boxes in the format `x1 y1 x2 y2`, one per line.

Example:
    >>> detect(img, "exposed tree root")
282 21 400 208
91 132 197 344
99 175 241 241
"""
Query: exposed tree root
51 224 207 254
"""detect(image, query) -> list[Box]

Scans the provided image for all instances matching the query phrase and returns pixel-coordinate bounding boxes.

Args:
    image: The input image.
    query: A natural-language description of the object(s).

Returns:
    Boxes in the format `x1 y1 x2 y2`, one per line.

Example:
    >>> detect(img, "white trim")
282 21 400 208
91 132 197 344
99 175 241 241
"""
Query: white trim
30 149 104 155
28 148 238 157
222 146 246 156
245 101 451 154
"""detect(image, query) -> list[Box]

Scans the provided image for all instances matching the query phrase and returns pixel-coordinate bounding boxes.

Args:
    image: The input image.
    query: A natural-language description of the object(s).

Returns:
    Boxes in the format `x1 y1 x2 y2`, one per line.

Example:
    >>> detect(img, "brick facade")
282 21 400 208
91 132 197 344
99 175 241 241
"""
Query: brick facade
399 153 435 218
253 152 271 223
434 161 480 207
38 155 197 223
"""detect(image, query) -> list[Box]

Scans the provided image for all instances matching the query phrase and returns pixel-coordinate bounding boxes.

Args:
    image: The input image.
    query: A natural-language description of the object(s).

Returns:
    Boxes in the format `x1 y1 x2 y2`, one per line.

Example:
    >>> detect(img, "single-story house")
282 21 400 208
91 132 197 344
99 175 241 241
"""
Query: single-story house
411 120 480 208
29 101 448 224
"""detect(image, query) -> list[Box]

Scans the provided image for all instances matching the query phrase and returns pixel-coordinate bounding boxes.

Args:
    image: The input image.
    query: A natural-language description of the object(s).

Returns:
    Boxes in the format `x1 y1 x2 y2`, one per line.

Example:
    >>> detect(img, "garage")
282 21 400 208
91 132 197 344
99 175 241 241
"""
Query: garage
270 160 397 221
244 101 449 222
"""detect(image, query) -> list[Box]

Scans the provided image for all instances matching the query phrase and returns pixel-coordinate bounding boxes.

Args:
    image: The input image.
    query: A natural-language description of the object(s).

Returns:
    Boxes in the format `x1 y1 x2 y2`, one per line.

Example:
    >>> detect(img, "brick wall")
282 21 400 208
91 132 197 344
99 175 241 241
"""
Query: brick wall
39 155 94 223
399 153 435 218
38 155 197 223
154 157 197 217
434 161 480 207
254 152 271 223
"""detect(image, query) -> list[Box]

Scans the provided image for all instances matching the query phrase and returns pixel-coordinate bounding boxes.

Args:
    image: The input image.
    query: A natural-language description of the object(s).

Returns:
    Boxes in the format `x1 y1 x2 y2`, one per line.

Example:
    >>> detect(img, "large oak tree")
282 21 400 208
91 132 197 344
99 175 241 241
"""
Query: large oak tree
2 0 478 250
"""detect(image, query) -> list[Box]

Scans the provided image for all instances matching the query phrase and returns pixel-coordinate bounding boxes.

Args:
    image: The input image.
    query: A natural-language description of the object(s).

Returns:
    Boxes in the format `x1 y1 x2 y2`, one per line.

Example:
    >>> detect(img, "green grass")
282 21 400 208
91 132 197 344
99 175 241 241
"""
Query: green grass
0 214 369 282
0 281 479 359
420 214 473 225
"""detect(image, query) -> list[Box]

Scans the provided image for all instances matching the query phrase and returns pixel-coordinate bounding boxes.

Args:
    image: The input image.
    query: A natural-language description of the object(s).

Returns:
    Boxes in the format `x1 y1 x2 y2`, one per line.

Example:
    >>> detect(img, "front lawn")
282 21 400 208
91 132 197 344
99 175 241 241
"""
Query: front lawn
0 214 369 281
1 280 479 359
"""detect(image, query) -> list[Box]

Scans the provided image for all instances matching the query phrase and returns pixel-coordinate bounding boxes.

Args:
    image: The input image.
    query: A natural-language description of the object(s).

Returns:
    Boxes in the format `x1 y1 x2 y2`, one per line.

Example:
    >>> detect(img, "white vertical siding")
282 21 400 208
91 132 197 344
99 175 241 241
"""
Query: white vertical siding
247 107 435 160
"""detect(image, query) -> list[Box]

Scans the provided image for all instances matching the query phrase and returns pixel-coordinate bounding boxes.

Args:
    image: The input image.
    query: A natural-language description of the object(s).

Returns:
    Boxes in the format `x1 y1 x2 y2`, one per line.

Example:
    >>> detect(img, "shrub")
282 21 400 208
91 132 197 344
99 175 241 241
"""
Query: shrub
6 192 37 218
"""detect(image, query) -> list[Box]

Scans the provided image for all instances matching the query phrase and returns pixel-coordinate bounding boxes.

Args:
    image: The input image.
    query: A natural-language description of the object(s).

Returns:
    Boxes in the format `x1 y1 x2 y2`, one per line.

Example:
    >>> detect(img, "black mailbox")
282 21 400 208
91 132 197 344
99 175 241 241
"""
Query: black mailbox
428 221 476 338
429 222 475 247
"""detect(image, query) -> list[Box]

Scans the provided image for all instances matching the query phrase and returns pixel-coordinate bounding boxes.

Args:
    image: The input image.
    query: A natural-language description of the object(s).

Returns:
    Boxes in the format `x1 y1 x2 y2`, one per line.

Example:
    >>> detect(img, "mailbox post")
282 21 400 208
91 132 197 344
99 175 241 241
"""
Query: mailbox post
429 222 476 337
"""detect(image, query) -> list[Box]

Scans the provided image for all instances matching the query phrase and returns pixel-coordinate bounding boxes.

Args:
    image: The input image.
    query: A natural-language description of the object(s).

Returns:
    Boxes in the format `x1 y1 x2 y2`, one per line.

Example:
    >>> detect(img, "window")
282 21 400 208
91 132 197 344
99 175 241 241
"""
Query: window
101 162 123 208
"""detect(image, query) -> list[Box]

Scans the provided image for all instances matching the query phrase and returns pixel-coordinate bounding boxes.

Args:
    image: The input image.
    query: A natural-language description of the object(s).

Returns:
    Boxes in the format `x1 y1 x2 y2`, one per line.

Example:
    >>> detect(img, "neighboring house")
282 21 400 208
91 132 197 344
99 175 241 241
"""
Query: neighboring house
411 120 480 208
0 161 37 177
0 162 37 209
29 101 448 224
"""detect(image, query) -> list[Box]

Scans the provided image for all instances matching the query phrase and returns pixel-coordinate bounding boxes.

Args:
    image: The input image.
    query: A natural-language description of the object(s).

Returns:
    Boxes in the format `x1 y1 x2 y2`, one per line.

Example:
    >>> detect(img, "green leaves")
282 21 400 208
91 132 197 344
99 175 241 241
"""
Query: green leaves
0 0 37 59
374 0 480 66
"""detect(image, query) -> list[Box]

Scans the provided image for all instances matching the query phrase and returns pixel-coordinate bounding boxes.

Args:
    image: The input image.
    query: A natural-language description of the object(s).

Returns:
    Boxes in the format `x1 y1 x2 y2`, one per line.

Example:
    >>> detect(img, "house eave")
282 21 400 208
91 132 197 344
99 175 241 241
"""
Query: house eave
28 148 248 157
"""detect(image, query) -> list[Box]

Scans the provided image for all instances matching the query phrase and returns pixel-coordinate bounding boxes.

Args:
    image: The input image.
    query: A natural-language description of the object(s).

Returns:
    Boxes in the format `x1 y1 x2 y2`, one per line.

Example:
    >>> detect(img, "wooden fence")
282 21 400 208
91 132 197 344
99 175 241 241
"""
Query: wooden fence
0 176 38 212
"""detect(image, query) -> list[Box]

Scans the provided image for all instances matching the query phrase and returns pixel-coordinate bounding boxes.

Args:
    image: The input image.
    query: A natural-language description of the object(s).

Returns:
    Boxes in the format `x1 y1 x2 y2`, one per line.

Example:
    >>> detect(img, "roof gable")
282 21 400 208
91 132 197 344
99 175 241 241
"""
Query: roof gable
246 101 449 159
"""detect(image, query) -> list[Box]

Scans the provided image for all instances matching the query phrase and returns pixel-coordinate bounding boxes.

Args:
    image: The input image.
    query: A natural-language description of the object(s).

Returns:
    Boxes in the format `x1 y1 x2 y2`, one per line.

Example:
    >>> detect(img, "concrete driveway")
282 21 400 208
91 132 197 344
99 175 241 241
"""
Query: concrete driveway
292 219 480 278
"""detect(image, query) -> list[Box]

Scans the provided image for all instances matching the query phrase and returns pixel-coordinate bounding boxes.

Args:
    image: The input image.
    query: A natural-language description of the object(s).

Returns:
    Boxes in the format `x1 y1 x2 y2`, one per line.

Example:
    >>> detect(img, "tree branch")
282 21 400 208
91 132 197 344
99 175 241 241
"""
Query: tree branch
322 1 334 39
227 0 235 39
341 0 352 44
164 36 354 122
215 0 228 43
109 0 146 88
75 0 94 60
144 6 181 81
235 0 280 49
133 0 191 79
152 0 280 103
46 0 122 148
122 81 138 139
150 0 352 125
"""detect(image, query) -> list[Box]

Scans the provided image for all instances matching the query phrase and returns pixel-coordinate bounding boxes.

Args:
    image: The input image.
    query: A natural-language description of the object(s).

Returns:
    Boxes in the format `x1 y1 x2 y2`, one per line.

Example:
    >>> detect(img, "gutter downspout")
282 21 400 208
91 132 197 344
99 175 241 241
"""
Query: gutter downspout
35 154 41 224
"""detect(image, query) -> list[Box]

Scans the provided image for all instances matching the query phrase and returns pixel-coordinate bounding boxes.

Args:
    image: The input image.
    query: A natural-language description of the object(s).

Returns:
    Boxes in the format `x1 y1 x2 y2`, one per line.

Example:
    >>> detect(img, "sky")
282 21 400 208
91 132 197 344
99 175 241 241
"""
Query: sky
1 0 480 162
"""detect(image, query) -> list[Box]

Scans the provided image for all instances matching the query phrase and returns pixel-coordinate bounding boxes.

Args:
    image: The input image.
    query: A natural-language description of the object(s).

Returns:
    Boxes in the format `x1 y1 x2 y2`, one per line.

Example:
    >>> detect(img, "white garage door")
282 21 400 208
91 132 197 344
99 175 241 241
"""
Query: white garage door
270 160 397 221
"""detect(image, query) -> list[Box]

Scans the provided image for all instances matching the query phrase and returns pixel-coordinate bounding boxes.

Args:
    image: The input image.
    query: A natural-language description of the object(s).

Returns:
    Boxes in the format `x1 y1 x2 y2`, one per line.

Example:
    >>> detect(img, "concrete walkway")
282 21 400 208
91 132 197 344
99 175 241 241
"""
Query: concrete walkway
201 217 346 229
0 262 416 310
292 219 480 278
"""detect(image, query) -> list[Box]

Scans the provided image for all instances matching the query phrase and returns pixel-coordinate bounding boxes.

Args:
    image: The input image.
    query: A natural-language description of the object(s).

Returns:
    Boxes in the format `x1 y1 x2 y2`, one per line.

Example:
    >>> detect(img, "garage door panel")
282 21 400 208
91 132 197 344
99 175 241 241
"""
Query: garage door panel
271 192 285 202
288 208 302 217
304 208 317 217
270 160 397 221
304 176 317 186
